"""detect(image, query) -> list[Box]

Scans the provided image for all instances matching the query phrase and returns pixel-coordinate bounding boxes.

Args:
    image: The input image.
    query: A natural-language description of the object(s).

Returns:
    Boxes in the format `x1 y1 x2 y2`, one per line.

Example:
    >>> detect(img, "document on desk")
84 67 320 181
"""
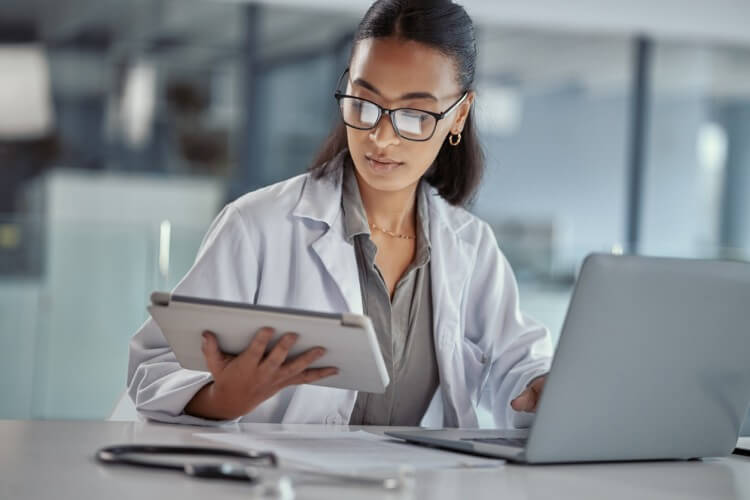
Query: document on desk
194 430 504 472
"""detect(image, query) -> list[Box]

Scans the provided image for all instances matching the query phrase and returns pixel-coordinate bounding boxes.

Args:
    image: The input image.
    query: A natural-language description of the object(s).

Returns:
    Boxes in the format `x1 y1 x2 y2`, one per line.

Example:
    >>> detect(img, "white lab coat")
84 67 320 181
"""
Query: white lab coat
127 164 552 428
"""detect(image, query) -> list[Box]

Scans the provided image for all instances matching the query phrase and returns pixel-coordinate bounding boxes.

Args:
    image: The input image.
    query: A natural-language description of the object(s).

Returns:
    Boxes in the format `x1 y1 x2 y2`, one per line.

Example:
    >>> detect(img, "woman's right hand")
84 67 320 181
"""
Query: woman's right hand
184 327 338 420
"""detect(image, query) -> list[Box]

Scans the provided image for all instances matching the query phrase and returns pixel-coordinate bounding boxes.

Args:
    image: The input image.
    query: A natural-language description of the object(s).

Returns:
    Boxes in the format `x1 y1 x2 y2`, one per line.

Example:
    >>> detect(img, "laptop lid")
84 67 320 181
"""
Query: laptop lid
524 254 750 463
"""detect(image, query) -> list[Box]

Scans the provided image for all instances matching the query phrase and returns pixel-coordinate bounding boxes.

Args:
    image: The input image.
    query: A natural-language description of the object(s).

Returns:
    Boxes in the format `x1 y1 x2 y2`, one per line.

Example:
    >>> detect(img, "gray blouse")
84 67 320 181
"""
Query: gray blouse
341 158 440 426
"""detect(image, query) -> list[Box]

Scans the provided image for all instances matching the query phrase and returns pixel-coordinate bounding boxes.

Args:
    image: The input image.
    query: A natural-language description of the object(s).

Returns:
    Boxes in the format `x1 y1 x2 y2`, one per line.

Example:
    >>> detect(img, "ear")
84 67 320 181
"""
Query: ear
450 91 475 134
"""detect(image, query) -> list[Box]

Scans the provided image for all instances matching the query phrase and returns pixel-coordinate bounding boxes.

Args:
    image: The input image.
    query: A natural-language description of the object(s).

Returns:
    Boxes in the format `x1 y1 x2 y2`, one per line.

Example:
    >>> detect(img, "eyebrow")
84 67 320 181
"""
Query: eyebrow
352 77 438 102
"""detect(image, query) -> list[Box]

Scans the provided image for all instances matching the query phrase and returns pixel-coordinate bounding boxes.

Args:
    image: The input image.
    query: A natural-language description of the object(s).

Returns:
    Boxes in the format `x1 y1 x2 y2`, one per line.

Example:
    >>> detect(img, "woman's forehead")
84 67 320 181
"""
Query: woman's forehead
349 37 460 101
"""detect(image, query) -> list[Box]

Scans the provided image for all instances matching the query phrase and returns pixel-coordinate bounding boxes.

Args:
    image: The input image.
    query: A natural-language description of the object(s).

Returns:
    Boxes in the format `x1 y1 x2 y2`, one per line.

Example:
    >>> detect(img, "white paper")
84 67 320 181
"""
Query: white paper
194 430 504 472
738 437 750 451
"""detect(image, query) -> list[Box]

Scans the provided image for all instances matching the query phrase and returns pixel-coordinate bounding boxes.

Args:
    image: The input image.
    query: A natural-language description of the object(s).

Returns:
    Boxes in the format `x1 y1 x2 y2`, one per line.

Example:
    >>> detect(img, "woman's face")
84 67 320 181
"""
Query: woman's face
345 37 474 194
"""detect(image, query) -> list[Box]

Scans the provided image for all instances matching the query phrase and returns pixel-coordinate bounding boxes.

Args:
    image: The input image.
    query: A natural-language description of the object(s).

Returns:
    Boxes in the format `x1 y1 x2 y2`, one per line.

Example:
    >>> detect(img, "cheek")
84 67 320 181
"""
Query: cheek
345 128 366 155
411 117 452 156
435 119 453 141
419 127 450 165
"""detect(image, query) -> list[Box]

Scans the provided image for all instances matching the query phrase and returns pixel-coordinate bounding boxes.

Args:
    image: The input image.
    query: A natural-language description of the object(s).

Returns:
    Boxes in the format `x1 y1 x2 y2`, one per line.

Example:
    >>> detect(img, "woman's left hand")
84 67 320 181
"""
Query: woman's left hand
510 375 547 413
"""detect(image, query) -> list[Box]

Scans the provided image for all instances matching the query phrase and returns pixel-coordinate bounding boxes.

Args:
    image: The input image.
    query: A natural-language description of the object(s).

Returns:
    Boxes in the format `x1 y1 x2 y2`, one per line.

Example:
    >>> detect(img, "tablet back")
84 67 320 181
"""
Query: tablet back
148 293 390 393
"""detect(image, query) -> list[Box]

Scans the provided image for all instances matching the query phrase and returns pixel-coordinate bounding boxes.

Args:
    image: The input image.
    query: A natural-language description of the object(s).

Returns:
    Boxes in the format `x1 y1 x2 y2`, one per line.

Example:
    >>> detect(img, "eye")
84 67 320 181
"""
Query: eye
402 109 430 121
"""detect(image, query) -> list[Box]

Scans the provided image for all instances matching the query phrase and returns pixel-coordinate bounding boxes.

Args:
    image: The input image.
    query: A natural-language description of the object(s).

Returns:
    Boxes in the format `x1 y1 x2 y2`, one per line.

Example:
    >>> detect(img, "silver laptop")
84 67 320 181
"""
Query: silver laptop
386 253 750 463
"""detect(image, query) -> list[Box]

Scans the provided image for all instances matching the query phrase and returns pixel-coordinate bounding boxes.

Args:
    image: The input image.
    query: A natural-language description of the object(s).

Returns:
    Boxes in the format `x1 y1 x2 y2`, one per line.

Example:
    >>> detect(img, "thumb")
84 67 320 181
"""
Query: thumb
201 331 229 378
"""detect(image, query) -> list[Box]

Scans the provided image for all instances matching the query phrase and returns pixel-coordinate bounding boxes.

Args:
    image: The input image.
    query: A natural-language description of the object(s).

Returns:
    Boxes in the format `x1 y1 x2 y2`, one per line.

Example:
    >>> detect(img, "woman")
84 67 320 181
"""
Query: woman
128 0 552 428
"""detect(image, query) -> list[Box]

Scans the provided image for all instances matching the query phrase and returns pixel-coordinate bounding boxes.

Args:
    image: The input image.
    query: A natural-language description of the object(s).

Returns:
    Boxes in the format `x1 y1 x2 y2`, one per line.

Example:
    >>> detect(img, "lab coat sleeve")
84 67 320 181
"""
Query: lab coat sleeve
465 222 553 429
127 202 258 426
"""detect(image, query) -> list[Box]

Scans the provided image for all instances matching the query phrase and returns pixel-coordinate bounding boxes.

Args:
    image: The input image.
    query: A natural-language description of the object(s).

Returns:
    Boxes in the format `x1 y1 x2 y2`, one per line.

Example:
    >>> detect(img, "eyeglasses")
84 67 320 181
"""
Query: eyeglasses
334 68 468 142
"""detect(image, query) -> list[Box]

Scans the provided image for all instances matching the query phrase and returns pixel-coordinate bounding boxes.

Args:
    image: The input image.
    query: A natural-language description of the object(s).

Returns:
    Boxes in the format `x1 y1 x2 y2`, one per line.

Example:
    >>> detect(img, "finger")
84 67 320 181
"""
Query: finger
510 388 536 412
201 331 231 378
510 395 529 412
283 367 339 387
276 347 327 381
260 332 299 372
236 327 275 367
529 376 546 393
526 376 546 412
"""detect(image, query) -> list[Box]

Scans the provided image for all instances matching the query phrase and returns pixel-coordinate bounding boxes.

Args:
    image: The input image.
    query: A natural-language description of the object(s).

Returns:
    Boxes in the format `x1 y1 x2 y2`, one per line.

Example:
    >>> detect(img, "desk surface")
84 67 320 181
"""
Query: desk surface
1 420 749 500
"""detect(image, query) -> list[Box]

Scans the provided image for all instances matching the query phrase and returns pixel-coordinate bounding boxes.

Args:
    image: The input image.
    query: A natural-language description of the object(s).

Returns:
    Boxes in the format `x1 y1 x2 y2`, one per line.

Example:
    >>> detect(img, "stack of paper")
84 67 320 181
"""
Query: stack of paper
195 430 504 473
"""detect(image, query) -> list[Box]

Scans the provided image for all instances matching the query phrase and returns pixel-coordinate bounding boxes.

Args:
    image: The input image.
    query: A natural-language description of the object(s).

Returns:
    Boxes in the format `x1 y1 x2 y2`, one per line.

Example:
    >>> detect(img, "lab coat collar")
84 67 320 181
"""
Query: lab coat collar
290 150 347 228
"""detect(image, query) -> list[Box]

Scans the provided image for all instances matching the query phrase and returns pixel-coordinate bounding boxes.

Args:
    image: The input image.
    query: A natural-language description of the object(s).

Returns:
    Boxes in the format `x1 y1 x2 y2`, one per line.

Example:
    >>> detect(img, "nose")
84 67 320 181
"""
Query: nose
368 112 400 149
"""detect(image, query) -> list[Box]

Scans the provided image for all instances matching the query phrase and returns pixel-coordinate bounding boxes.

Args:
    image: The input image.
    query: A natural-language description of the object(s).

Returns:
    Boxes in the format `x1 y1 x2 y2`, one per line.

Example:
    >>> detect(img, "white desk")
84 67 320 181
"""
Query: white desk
1 420 748 499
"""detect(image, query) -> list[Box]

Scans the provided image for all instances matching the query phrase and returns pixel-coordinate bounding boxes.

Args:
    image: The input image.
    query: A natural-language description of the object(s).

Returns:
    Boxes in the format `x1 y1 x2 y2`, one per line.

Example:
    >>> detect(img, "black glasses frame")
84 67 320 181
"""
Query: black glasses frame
333 68 468 142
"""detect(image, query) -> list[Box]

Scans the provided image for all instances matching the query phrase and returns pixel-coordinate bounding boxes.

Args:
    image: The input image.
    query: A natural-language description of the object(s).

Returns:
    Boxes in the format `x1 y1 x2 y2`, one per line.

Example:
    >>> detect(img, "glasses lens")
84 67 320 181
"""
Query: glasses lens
339 97 380 129
393 109 436 140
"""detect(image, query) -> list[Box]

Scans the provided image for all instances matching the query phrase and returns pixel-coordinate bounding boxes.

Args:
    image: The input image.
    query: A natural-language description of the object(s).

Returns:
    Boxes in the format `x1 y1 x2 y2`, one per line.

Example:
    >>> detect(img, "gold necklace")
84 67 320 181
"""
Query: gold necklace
369 222 415 240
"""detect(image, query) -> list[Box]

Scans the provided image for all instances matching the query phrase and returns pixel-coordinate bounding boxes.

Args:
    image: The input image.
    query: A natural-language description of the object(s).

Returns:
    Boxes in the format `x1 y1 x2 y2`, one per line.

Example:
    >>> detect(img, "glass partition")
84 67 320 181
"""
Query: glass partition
0 2 748 433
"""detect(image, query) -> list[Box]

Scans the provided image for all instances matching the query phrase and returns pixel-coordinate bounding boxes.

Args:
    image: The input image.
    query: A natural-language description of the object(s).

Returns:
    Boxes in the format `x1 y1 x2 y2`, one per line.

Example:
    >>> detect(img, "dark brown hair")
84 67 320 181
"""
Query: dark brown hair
308 0 484 207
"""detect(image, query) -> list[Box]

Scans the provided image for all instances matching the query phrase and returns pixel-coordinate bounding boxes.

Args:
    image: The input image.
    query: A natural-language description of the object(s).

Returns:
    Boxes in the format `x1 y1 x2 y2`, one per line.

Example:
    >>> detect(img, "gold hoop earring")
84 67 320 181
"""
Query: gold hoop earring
448 132 461 146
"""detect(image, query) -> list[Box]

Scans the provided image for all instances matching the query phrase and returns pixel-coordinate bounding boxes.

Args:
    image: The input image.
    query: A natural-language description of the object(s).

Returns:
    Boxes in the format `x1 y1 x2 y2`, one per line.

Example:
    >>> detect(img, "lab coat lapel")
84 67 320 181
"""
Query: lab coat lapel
285 157 362 423
311 226 363 315
291 155 363 316
427 188 477 427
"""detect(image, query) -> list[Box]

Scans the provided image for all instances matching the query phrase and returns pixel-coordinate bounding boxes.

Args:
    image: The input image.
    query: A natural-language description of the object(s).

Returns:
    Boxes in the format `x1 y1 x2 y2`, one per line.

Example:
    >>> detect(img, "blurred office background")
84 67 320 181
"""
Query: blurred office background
0 0 748 431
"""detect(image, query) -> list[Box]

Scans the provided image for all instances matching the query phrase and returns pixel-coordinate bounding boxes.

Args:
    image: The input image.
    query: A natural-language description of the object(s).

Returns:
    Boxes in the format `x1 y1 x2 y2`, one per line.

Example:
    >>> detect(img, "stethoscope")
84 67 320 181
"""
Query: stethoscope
96 444 409 496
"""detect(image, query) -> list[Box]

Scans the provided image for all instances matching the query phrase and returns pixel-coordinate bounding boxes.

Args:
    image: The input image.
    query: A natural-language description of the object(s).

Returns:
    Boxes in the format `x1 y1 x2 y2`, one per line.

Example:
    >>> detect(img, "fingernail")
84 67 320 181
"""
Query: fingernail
315 348 326 356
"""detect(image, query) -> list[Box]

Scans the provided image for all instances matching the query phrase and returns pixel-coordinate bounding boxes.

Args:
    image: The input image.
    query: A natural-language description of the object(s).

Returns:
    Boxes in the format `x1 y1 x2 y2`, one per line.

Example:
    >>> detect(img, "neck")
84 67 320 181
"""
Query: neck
353 169 418 236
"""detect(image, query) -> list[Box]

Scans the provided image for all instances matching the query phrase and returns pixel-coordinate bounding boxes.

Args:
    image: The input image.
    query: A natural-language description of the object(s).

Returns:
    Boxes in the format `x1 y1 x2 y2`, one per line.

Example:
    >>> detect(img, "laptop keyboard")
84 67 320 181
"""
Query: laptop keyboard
461 437 528 448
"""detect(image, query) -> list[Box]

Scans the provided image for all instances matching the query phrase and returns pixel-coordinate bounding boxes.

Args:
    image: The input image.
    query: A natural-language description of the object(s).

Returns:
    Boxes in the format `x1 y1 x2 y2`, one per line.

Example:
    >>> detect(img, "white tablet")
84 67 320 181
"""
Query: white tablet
148 292 389 394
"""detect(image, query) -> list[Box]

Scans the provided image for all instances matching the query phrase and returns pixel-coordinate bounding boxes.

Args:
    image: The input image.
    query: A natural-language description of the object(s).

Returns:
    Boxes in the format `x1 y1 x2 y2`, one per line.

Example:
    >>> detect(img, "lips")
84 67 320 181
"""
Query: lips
368 155 400 164
365 154 403 169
